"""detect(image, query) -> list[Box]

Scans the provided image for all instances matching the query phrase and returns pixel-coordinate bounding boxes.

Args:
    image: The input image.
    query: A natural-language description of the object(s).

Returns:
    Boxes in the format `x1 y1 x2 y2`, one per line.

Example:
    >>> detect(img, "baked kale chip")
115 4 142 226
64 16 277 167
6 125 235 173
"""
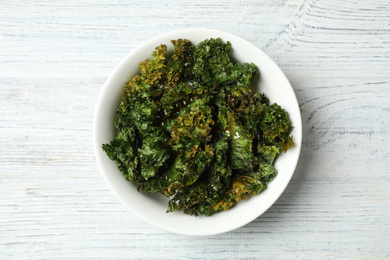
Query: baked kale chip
102 38 294 216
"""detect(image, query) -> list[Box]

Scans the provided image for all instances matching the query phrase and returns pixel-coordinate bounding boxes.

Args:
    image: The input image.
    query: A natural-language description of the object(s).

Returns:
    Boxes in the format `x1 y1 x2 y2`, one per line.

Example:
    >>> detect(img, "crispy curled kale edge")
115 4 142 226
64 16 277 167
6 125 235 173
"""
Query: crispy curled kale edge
102 38 295 216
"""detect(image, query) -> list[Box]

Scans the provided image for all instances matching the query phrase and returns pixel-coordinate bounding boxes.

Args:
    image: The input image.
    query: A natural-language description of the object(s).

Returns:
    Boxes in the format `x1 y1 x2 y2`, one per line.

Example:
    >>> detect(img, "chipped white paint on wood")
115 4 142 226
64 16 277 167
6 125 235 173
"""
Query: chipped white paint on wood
0 0 389 259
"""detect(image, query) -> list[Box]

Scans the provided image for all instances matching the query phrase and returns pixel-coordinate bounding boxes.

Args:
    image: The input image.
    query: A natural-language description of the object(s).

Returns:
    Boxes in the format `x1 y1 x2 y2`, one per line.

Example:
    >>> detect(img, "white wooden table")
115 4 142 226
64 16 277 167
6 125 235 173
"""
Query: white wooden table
1 1 389 259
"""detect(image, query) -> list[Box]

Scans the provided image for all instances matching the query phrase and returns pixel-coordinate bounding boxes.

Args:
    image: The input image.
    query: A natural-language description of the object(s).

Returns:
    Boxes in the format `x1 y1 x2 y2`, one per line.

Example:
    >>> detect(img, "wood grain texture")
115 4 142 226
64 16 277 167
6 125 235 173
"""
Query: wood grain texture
1 0 389 259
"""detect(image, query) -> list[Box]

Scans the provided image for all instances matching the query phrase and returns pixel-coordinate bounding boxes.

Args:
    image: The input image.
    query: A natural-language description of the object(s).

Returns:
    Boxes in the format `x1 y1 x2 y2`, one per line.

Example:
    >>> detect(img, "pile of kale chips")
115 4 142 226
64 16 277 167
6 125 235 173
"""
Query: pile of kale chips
103 38 294 216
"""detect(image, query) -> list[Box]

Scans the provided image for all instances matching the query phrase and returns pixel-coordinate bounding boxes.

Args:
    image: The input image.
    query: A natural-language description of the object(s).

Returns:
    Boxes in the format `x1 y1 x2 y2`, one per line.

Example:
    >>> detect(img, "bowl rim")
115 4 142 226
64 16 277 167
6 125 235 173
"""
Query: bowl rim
93 28 302 236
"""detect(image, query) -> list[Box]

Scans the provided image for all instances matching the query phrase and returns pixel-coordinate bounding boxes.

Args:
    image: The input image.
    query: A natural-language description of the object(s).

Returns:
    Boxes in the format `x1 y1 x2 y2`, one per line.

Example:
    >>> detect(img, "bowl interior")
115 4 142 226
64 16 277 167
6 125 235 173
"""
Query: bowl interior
93 28 302 236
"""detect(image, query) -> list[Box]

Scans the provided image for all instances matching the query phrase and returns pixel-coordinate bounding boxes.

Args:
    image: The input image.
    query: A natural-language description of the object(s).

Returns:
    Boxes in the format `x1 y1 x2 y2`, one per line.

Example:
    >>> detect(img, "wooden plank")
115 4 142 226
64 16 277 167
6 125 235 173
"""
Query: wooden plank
0 0 389 258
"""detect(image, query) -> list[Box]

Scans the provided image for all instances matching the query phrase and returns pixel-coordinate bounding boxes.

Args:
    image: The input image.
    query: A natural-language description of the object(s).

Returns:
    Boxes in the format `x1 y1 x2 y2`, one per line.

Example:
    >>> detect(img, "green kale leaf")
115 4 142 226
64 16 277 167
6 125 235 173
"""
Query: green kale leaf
102 37 295 216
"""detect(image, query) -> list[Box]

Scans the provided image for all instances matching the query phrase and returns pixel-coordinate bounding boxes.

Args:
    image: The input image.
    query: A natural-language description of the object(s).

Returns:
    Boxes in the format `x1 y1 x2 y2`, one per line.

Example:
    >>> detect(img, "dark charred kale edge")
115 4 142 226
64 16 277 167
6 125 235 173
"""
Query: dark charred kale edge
102 38 295 216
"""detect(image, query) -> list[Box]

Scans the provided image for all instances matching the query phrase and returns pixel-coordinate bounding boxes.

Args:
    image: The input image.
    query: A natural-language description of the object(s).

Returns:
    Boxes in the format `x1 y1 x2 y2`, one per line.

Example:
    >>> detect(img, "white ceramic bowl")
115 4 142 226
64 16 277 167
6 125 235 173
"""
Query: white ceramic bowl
93 28 302 236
